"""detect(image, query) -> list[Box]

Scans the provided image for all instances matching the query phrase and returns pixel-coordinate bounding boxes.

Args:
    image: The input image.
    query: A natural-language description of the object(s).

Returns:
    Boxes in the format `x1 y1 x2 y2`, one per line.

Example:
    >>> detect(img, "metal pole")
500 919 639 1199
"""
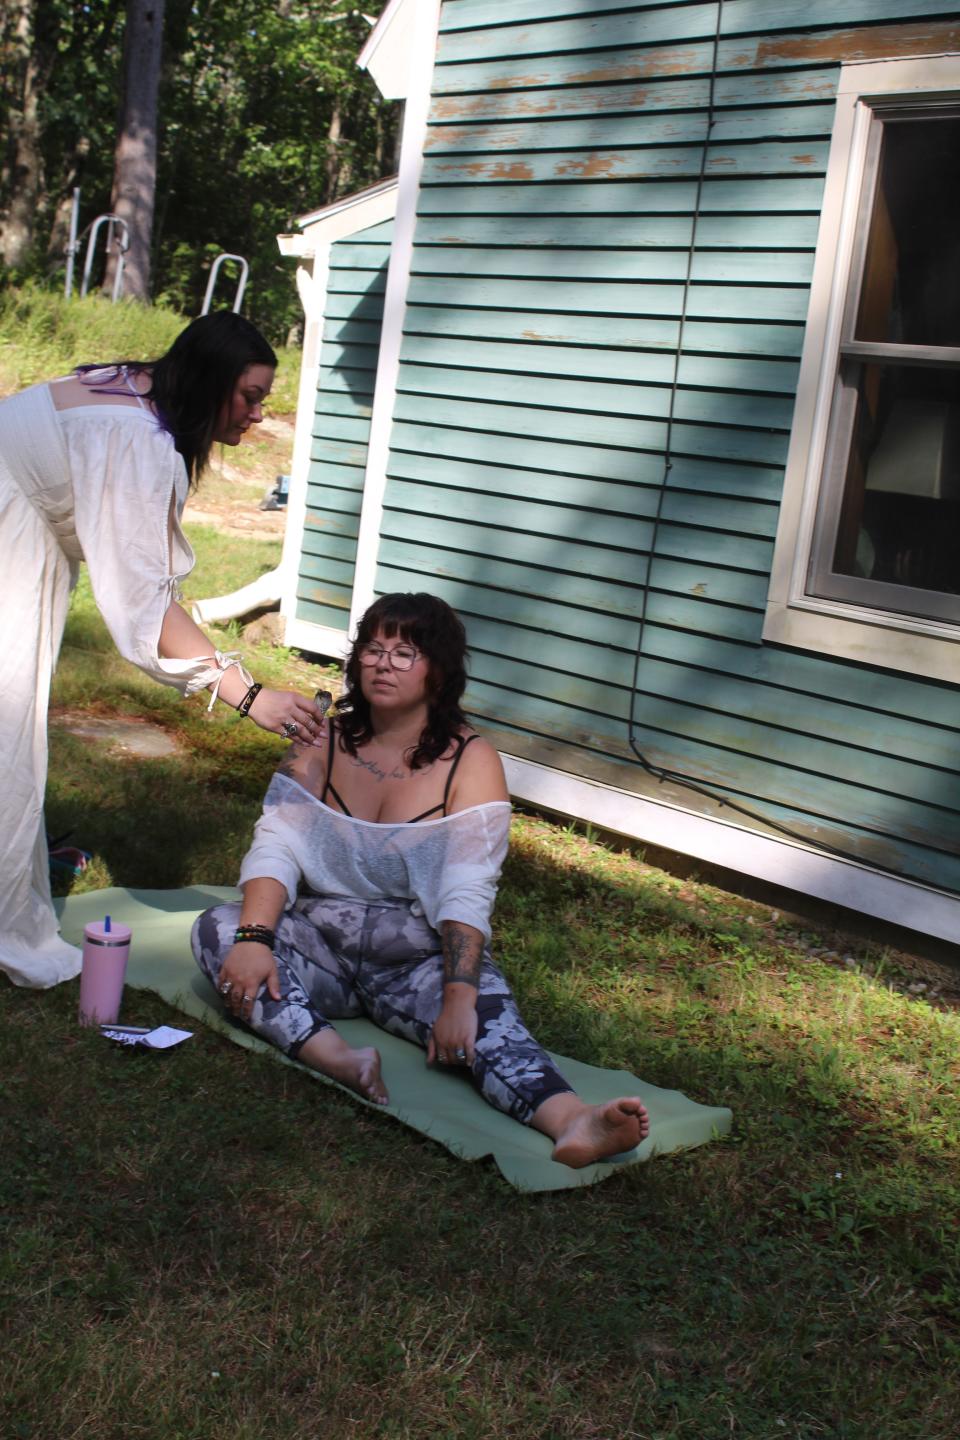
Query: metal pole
112 250 126 304
232 259 249 313
78 214 130 300
79 216 110 298
110 219 130 303
201 254 250 315
64 188 81 299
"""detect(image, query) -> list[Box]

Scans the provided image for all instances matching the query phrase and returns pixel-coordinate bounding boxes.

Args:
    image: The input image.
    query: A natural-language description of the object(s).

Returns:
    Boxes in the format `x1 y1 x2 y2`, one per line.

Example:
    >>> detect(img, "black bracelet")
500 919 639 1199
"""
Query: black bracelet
237 682 262 718
234 925 275 948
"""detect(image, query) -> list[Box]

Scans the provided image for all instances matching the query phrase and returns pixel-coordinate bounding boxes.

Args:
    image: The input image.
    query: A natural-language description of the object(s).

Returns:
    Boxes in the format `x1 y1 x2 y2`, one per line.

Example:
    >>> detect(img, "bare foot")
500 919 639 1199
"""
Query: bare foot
550 1097 650 1169
298 1033 390 1106
343 1046 389 1106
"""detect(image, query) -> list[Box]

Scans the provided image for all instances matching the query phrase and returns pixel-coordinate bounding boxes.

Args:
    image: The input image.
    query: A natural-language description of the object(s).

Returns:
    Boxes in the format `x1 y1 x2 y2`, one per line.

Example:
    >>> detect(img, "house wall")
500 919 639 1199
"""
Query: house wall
366 0 960 893
295 217 395 636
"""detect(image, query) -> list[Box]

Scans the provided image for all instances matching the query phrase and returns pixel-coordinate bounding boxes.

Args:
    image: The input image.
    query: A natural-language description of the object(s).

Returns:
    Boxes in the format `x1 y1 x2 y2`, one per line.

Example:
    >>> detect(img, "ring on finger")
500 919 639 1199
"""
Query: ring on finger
282 720 299 738
242 994 253 1004
454 1047 467 1061
219 981 232 996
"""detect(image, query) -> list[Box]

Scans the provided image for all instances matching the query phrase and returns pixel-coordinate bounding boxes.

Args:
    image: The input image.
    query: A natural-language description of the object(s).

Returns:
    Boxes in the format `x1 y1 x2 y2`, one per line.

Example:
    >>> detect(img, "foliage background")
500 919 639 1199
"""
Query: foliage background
0 0 397 341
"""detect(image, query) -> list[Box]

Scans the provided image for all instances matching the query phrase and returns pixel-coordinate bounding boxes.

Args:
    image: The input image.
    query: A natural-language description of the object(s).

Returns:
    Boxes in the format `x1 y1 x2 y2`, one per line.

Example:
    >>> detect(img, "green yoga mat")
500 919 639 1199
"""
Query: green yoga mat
57 886 732 1192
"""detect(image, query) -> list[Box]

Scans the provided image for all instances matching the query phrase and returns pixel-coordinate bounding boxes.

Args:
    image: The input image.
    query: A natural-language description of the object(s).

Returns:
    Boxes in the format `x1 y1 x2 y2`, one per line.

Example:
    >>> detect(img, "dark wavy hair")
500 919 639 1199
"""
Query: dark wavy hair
78 311 277 487
336 593 470 770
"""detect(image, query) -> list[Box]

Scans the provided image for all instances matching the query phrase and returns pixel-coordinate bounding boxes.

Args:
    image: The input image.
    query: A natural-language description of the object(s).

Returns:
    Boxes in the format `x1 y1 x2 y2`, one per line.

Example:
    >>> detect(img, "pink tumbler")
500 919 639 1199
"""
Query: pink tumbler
78 915 132 1026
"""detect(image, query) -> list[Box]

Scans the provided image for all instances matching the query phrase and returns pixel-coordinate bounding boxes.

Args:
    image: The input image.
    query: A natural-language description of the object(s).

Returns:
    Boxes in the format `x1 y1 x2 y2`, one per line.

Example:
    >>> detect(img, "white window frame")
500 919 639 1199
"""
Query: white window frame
764 54 960 686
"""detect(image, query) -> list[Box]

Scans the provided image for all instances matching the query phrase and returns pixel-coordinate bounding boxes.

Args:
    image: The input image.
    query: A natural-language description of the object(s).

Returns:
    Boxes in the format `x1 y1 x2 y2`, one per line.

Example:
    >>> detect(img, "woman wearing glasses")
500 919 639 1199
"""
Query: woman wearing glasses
191 592 648 1168
0 311 328 989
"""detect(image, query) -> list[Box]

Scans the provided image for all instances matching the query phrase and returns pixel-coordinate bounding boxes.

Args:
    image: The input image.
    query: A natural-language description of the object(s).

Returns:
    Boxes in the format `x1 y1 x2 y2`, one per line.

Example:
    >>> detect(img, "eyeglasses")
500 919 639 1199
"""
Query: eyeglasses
357 642 421 672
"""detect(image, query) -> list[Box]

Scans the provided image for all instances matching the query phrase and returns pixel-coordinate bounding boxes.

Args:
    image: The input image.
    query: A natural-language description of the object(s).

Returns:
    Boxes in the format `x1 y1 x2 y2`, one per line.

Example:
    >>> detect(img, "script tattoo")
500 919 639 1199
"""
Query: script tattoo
442 921 482 989
349 755 407 783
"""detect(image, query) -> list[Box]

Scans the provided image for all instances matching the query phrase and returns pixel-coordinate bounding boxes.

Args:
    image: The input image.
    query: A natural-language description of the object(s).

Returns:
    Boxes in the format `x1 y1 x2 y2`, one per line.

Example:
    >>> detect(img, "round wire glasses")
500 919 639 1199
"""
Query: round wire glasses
357 642 421 671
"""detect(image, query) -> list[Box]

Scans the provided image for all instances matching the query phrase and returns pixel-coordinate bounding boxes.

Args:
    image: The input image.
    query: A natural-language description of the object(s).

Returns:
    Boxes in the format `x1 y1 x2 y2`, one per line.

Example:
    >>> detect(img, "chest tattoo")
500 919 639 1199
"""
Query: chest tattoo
350 755 407 783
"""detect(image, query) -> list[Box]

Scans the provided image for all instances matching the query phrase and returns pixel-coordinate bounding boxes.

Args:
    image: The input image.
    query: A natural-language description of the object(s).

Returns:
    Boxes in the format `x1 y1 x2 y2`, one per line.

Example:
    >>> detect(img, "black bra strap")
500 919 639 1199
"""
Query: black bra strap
441 732 478 813
321 720 353 817
405 734 479 823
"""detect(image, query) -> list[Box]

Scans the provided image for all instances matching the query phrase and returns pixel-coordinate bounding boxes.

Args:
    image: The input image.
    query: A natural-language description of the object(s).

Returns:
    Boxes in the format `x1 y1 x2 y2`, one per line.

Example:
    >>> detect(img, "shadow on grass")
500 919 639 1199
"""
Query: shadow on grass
47 735 960 1200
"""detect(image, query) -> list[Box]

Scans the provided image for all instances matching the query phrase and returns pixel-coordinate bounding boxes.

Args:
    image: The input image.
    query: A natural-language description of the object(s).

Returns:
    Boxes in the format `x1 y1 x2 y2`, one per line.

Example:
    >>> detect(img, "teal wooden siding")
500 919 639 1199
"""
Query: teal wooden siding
372 0 960 890
296 217 394 634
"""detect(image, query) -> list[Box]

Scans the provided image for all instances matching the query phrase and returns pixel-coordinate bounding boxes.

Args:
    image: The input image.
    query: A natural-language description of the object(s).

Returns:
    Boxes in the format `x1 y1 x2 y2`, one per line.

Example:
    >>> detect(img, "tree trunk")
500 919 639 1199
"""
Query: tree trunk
0 0 47 268
46 138 92 270
323 102 344 204
104 0 165 301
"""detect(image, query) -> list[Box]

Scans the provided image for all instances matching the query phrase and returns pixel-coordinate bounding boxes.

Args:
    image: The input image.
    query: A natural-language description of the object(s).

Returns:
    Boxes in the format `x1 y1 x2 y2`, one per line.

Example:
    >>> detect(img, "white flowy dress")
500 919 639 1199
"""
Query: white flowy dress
0 377 233 988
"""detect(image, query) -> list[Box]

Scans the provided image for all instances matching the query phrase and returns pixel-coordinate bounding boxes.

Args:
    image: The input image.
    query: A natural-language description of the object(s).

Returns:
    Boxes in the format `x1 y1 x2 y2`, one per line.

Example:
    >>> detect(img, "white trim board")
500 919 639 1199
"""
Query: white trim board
350 0 443 634
501 753 960 945
276 180 400 650
358 0 417 99
292 176 399 240
278 245 329 642
283 616 351 662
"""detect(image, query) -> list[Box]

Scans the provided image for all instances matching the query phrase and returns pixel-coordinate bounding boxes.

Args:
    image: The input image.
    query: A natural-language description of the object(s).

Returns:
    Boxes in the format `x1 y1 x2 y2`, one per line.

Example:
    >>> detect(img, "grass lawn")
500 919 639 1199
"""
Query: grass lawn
2 521 959 1435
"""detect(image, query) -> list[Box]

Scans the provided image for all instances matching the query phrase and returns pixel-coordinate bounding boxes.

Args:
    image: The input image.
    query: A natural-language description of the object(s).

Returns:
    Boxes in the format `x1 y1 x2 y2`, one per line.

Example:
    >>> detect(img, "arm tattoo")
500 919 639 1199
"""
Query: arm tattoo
442 921 482 989
276 742 308 779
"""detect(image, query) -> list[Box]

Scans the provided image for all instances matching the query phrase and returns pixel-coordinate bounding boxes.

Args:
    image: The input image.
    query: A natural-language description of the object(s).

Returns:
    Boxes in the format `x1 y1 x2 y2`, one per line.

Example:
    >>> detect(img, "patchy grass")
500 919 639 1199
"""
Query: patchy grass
46 522 333 895
4 515 959 1438
0 284 300 411
5 822 960 1438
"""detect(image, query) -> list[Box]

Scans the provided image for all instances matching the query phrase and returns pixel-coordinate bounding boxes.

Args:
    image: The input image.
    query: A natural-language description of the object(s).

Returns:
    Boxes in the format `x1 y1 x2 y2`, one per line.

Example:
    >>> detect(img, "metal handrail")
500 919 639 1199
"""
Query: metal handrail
201 253 249 314
70 213 130 301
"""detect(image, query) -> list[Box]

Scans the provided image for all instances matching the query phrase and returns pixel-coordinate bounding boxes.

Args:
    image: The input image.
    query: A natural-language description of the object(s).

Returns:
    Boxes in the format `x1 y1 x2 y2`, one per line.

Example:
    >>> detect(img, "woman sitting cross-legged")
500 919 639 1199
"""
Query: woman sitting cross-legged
191 592 649 1169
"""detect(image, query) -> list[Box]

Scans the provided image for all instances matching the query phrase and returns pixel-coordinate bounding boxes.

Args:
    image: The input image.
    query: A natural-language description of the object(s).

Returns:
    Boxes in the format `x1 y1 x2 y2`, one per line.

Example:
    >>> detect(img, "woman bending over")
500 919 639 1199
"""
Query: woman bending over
192 592 649 1169
0 311 328 987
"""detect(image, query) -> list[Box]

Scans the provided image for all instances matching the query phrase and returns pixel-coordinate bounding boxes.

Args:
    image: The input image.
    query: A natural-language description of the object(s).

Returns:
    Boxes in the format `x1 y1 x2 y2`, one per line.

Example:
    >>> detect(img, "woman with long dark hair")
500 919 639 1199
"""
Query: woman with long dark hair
192 592 649 1170
0 311 328 988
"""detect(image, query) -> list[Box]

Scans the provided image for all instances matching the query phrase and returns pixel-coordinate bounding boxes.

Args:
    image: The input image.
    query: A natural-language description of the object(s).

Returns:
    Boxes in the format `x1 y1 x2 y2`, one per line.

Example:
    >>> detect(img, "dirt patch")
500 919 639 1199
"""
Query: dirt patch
184 491 287 538
184 413 295 537
51 712 183 759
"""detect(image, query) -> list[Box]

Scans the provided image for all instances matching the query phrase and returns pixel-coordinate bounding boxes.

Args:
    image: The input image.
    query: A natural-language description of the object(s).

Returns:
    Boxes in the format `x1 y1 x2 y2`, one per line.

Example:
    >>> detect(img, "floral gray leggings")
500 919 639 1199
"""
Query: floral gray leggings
191 896 573 1125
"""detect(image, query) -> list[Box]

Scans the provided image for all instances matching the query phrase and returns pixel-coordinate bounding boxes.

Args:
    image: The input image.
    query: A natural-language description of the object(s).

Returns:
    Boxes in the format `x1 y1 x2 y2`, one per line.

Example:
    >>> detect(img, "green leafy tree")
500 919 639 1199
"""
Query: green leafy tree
156 0 395 336
0 0 395 336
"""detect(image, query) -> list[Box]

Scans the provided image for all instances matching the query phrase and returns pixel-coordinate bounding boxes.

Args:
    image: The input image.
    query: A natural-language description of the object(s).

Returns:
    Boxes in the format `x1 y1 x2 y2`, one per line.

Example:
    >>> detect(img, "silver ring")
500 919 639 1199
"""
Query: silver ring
242 994 253 1004
437 1052 447 1063
219 981 232 996
454 1047 467 1060
282 720 298 738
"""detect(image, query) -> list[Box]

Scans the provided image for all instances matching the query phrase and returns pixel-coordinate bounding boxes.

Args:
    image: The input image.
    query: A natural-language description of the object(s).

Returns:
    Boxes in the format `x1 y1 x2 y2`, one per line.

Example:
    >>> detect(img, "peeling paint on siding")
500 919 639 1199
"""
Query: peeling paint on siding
747 20 960 67
437 19 960 94
432 85 655 120
375 2 960 895
439 159 536 180
554 154 628 178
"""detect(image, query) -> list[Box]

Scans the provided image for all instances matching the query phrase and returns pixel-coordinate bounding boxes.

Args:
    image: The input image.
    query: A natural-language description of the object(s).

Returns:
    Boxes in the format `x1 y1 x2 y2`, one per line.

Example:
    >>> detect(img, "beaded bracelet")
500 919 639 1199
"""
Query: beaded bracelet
234 924 275 948
237 682 262 718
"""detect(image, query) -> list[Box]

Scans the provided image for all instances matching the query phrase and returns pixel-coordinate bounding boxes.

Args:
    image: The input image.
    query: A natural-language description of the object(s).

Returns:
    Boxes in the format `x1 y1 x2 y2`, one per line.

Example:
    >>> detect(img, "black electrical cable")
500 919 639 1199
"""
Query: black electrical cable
625 0 942 888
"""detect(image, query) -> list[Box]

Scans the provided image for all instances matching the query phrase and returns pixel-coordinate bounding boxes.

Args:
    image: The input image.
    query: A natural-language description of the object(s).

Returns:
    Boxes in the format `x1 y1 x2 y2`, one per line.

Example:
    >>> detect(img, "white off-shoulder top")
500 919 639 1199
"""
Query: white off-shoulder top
239 773 512 940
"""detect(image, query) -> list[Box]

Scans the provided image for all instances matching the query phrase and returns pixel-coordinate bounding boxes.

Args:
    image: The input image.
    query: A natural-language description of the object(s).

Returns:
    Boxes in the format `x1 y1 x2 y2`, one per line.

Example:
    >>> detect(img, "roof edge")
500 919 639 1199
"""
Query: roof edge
276 175 400 257
357 0 417 99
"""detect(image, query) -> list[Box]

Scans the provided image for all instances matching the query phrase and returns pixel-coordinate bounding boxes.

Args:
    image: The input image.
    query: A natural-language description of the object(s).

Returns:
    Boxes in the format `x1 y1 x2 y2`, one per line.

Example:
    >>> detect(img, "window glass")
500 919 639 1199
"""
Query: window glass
810 109 960 622
829 363 960 603
764 57 960 681
856 116 960 347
